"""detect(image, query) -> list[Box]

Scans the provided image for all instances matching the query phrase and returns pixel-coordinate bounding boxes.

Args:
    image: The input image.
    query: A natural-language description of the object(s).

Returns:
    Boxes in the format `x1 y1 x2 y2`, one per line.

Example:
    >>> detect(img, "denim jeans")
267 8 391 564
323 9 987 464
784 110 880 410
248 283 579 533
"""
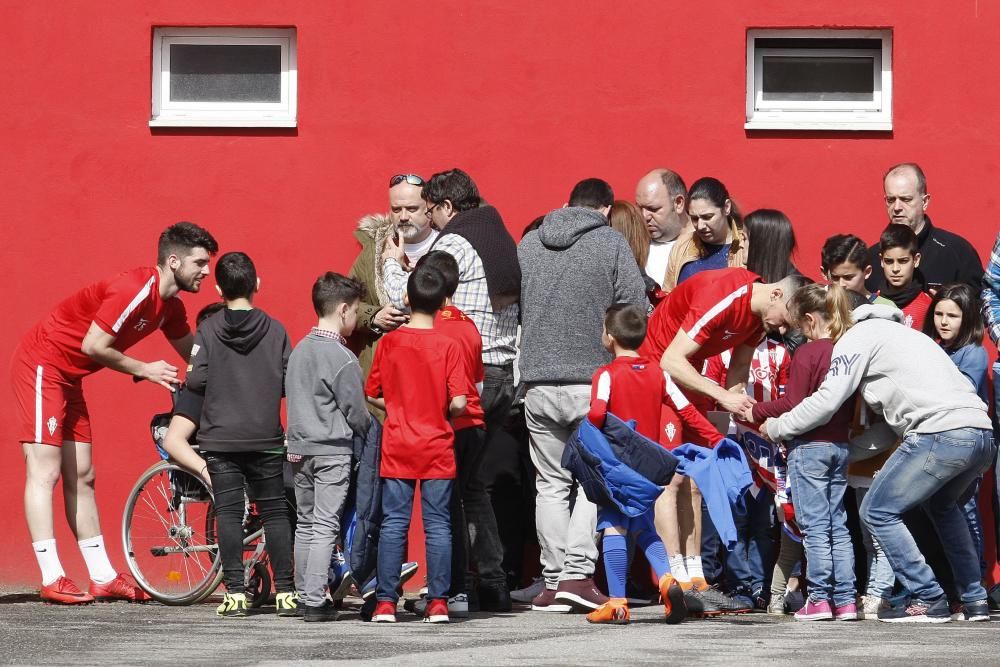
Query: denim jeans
205 451 294 594
861 427 995 603
376 477 453 602
960 477 986 578
788 441 856 606
725 488 775 595
854 486 896 599
524 383 598 588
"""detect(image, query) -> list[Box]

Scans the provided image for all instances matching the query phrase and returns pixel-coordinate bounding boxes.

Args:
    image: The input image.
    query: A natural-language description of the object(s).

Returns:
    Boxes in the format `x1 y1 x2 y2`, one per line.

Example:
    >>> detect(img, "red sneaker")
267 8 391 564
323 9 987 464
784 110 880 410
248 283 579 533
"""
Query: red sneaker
372 600 397 623
40 577 95 605
88 574 152 602
423 598 450 624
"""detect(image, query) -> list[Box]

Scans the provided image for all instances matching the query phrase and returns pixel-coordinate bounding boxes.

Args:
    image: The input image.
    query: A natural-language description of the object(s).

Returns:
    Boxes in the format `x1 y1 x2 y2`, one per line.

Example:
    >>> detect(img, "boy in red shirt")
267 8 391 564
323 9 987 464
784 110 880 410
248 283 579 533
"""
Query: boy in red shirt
366 264 468 624
586 304 720 625
877 224 932 329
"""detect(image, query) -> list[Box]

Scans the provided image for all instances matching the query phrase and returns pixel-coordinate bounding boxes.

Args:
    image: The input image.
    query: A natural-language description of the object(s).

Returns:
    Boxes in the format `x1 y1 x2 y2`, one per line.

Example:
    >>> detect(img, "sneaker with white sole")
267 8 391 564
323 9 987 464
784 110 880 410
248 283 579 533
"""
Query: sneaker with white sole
878 596 951 623
554 577 609 612
404 593 469 618
859 595 890 620
511 577 544 604
530 588 572 613
794 598 833 621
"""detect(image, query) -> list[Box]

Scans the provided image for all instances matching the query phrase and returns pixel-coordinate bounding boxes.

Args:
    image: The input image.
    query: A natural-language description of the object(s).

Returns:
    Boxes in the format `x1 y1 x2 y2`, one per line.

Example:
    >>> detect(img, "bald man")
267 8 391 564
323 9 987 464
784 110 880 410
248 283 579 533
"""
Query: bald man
865 163 983 293
636 168 691 289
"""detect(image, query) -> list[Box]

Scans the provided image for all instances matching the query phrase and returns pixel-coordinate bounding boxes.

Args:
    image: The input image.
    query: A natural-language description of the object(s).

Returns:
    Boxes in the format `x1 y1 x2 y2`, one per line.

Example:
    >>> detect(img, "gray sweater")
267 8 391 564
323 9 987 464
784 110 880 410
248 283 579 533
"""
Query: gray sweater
518 207 648 384
286 331 370 456
768 305 992 442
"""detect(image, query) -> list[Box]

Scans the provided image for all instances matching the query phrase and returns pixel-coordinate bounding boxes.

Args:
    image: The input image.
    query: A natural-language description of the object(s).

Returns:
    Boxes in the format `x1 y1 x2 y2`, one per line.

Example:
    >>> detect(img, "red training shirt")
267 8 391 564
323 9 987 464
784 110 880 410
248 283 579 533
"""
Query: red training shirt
641 267 763 367
18 267 190 379
901 291 932 331
365 326 466 479
437 305 485 431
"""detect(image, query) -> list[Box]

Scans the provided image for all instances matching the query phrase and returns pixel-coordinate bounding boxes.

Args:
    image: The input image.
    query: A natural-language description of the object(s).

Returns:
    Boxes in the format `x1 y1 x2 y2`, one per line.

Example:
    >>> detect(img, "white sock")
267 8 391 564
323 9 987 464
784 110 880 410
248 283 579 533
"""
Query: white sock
669 554 689 582
685 555 704 581
78 535 116 584
33 539 65 586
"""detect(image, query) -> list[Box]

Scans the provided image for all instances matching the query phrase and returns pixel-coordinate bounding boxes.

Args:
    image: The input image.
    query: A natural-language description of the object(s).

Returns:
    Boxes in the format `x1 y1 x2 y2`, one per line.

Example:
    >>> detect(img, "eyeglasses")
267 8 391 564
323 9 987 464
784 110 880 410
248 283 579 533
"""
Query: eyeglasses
426 203 440 215
389 174 424 187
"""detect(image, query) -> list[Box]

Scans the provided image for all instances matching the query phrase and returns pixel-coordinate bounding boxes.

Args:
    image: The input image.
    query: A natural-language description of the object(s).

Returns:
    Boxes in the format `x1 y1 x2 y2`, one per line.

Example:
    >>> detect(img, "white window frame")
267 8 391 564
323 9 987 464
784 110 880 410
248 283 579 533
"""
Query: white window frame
151 27 297 128
745 29 892 131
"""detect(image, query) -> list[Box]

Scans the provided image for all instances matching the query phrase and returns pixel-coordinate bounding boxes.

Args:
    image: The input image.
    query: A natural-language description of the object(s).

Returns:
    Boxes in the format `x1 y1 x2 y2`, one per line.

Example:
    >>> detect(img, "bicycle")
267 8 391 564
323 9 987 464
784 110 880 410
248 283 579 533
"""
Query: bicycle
120 410 273 606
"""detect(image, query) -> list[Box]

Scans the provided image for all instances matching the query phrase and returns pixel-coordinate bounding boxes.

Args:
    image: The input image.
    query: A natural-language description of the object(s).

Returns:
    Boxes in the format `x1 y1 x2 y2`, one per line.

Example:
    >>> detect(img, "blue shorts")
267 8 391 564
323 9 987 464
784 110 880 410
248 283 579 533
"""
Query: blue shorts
597 506 656 535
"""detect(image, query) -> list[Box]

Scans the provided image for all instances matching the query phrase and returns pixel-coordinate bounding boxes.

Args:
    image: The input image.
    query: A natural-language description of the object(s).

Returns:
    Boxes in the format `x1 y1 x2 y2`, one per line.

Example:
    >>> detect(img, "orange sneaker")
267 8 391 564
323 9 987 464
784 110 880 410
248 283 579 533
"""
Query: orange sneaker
658 574 687 625
40 577 95 605
88 573 152 602
688 576 709 592
586 598 630 625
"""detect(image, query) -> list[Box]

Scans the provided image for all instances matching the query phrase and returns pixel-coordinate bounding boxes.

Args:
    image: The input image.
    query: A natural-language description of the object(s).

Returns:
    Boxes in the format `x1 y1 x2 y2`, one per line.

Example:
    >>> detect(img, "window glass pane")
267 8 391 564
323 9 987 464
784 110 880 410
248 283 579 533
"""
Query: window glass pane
762 55 874 102
169 44 281 102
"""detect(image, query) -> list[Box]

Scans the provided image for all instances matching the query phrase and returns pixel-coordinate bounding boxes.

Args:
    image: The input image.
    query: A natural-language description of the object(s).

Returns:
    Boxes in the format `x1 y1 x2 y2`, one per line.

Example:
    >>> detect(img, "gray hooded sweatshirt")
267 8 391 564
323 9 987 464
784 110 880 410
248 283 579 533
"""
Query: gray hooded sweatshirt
768 304 991 443
517 207 647 384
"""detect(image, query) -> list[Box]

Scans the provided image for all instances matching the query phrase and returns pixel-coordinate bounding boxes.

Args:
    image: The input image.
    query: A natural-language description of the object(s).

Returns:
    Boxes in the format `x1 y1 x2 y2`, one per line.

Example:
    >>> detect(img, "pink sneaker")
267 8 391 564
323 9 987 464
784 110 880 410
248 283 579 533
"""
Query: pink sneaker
833 601 859 621
794 598 834 621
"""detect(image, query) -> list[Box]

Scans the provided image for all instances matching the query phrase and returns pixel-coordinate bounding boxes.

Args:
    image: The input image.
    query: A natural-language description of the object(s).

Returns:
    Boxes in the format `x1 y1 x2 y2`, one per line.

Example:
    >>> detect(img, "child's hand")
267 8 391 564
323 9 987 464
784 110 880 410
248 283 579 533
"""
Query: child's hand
382 234 408 267
740 405 756 424
759 419 775 442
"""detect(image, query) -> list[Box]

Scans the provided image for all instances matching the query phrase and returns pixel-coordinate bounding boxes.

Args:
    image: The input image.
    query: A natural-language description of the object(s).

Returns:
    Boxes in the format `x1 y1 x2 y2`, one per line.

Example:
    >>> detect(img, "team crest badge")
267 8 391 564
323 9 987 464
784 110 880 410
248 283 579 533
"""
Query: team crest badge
665 423 677 443
47 417 57 436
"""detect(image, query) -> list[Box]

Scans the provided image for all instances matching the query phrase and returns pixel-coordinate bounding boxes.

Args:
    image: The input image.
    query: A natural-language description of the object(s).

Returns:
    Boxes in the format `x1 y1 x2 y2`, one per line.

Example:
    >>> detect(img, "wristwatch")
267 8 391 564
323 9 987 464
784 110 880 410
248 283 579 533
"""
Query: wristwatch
369 323 384 336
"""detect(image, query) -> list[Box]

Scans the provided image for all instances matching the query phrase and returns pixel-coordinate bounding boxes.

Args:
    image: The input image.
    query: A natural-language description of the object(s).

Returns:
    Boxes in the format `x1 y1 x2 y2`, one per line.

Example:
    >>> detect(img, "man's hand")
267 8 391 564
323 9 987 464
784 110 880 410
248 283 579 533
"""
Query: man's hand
382 234 407 266
715 389 755 415
373 305 409 331
140 360 180 392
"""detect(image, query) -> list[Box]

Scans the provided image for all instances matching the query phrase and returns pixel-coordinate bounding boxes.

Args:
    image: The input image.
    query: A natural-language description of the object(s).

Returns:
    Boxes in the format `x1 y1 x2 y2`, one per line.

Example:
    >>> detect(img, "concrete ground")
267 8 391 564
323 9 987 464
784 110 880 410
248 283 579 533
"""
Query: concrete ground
2 590 1000 665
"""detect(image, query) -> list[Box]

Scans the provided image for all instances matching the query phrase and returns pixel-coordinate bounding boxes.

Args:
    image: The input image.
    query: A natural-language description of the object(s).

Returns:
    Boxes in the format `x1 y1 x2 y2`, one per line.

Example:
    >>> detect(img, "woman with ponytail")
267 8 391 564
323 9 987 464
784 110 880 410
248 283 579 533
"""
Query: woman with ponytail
758 288 995 623
745 284 861 622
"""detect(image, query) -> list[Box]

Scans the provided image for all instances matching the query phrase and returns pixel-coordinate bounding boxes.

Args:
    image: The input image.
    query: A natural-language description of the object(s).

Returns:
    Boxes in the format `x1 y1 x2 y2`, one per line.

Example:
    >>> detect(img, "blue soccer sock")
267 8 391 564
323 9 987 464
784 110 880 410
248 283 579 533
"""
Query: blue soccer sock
637 529 670 580
602 533 628 599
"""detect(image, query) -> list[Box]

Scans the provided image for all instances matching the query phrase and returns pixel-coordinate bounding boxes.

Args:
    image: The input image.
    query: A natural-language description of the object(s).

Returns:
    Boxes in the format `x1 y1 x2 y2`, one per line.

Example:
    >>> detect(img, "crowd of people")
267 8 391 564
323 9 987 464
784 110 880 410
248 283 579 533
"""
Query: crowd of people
13 161 1000 628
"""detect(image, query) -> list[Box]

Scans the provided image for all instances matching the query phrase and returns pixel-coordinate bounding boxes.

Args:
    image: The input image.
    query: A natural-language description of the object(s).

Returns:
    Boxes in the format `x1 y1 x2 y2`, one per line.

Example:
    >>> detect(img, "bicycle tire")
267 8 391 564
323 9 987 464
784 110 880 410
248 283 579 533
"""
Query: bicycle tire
122 460 222 605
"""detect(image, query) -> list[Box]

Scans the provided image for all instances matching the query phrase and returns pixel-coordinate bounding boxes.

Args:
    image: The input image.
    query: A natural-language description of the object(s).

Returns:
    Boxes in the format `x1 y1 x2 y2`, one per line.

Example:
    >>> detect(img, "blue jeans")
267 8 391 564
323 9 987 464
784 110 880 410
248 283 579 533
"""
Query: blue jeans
788 441 855 606
861 427 995 604
725 488 775 595
376 478 453 602
854 486 896 599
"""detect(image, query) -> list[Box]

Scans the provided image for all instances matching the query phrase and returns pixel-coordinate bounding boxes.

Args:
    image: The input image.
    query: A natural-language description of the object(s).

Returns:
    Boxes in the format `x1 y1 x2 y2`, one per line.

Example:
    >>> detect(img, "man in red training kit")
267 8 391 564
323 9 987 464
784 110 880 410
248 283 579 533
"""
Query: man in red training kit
10 222 218 603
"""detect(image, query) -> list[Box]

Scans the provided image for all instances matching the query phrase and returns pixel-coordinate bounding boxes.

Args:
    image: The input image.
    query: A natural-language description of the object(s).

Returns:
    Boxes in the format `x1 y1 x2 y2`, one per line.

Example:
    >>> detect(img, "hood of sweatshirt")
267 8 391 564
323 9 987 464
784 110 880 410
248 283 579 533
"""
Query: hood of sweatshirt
217 308 271 354
537 207 608 250
852 303 903 324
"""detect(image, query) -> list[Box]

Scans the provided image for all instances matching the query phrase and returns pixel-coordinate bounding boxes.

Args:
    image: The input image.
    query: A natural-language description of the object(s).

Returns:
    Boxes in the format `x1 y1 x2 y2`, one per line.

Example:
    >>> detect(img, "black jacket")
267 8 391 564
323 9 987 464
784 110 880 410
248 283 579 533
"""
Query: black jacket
866 216 984 293
186 308 291 452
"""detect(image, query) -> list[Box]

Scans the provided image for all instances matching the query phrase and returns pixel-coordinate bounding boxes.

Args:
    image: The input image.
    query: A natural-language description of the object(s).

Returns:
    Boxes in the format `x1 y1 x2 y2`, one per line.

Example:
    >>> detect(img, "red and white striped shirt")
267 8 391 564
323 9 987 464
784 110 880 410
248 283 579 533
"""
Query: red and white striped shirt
20 267 189 379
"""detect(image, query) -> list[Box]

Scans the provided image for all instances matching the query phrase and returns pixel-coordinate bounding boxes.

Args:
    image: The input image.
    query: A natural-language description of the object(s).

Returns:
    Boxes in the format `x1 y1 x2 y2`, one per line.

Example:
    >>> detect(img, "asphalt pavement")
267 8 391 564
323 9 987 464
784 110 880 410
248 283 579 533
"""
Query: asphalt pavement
2 590 1000 665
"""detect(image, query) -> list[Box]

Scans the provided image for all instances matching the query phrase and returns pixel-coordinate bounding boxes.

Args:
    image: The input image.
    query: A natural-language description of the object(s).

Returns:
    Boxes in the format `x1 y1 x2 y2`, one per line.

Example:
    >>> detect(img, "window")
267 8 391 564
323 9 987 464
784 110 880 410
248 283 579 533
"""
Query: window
151 27 297 128
745 29 892 131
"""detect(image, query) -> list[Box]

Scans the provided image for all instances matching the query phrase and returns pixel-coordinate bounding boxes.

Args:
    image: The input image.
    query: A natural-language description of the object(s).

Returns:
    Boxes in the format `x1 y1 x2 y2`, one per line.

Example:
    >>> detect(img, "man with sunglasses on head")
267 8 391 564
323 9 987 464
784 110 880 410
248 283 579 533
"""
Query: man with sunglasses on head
349 173 439 411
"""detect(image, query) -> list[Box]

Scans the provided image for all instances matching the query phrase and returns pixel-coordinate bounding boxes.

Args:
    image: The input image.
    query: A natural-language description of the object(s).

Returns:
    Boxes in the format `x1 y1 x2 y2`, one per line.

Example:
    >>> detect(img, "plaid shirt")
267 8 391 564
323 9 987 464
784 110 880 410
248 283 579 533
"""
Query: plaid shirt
982 233 1000 345
383 235 518 366
309 326 347 345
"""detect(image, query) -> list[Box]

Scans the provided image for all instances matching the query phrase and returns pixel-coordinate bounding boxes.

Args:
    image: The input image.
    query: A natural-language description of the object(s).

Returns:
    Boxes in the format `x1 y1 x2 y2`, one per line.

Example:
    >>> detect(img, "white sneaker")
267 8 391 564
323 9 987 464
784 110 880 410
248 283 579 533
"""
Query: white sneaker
511 577 544 604
859 595 890 620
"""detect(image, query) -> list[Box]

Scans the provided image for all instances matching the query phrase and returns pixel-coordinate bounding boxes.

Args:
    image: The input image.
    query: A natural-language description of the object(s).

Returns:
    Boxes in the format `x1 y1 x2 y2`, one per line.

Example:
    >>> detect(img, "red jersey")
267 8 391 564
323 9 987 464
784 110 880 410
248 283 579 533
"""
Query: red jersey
365 326 466 479
19 267 190 379
589 355 723 449
641 268 763 368
900 291 932 331
437 305 485 431
704 338 790 405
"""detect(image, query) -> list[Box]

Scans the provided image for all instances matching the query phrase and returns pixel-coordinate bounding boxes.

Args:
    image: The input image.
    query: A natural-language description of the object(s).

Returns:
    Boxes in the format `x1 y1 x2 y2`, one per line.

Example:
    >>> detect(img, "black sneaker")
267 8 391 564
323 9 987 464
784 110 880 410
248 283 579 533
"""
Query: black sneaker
683 587 706 618
478 583 513 612
878 596 951 623
961 599 991 622
303 600 340 623
700 585 753 615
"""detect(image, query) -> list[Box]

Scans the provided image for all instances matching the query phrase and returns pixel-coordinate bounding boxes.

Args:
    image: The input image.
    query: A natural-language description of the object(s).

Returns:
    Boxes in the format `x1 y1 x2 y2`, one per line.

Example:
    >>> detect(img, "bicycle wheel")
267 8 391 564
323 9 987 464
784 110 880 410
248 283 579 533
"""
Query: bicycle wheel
122 460 222 605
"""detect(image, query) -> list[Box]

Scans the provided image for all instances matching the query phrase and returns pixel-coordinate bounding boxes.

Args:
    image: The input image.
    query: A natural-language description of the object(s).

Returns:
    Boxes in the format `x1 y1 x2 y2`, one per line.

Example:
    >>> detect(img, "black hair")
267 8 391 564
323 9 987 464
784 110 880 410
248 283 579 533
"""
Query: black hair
406 265 449 314
568 178 614 210
821 234 870 272
415 251 459 298
195 302 225 326
922 283 984 349
312 272 366 318
884 162 927 196
744 209 798 283
687 177 742 226
879 223 919 256
214 252 257 301
422 168 481 212
157 222 219 265
604 303 647 350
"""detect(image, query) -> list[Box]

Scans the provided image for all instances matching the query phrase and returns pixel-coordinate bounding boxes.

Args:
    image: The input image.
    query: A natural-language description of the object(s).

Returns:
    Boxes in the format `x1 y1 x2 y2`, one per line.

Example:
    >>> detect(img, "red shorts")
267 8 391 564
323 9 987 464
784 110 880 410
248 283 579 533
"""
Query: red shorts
10 349 92 445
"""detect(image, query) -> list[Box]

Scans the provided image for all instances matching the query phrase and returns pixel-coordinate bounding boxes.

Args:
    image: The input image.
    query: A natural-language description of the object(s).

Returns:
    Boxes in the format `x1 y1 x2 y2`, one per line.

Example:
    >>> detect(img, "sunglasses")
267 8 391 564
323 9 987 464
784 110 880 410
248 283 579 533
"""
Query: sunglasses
389 174 425 187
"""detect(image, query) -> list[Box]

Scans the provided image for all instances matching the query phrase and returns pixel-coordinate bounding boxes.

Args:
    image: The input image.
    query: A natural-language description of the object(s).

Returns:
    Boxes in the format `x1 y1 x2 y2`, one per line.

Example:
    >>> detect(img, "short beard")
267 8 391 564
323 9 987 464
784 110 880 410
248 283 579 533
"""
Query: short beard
397 224 425 242
173 269 201 293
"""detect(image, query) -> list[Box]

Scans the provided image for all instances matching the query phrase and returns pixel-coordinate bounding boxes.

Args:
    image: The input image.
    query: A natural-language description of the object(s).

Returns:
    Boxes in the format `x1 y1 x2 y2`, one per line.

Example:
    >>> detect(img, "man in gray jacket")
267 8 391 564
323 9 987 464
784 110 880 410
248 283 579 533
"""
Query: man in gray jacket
518 178 648 612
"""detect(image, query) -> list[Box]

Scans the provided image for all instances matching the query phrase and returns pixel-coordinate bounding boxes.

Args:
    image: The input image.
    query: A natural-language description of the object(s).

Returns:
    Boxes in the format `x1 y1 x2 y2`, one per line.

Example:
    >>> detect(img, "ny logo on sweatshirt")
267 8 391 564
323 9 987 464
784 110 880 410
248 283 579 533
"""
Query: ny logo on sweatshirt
829 353 861 377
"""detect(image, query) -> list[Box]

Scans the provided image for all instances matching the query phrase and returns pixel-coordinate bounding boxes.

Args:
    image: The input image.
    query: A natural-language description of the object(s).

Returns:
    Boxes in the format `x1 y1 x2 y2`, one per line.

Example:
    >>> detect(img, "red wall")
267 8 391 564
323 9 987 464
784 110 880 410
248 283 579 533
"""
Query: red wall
1 0 998 585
